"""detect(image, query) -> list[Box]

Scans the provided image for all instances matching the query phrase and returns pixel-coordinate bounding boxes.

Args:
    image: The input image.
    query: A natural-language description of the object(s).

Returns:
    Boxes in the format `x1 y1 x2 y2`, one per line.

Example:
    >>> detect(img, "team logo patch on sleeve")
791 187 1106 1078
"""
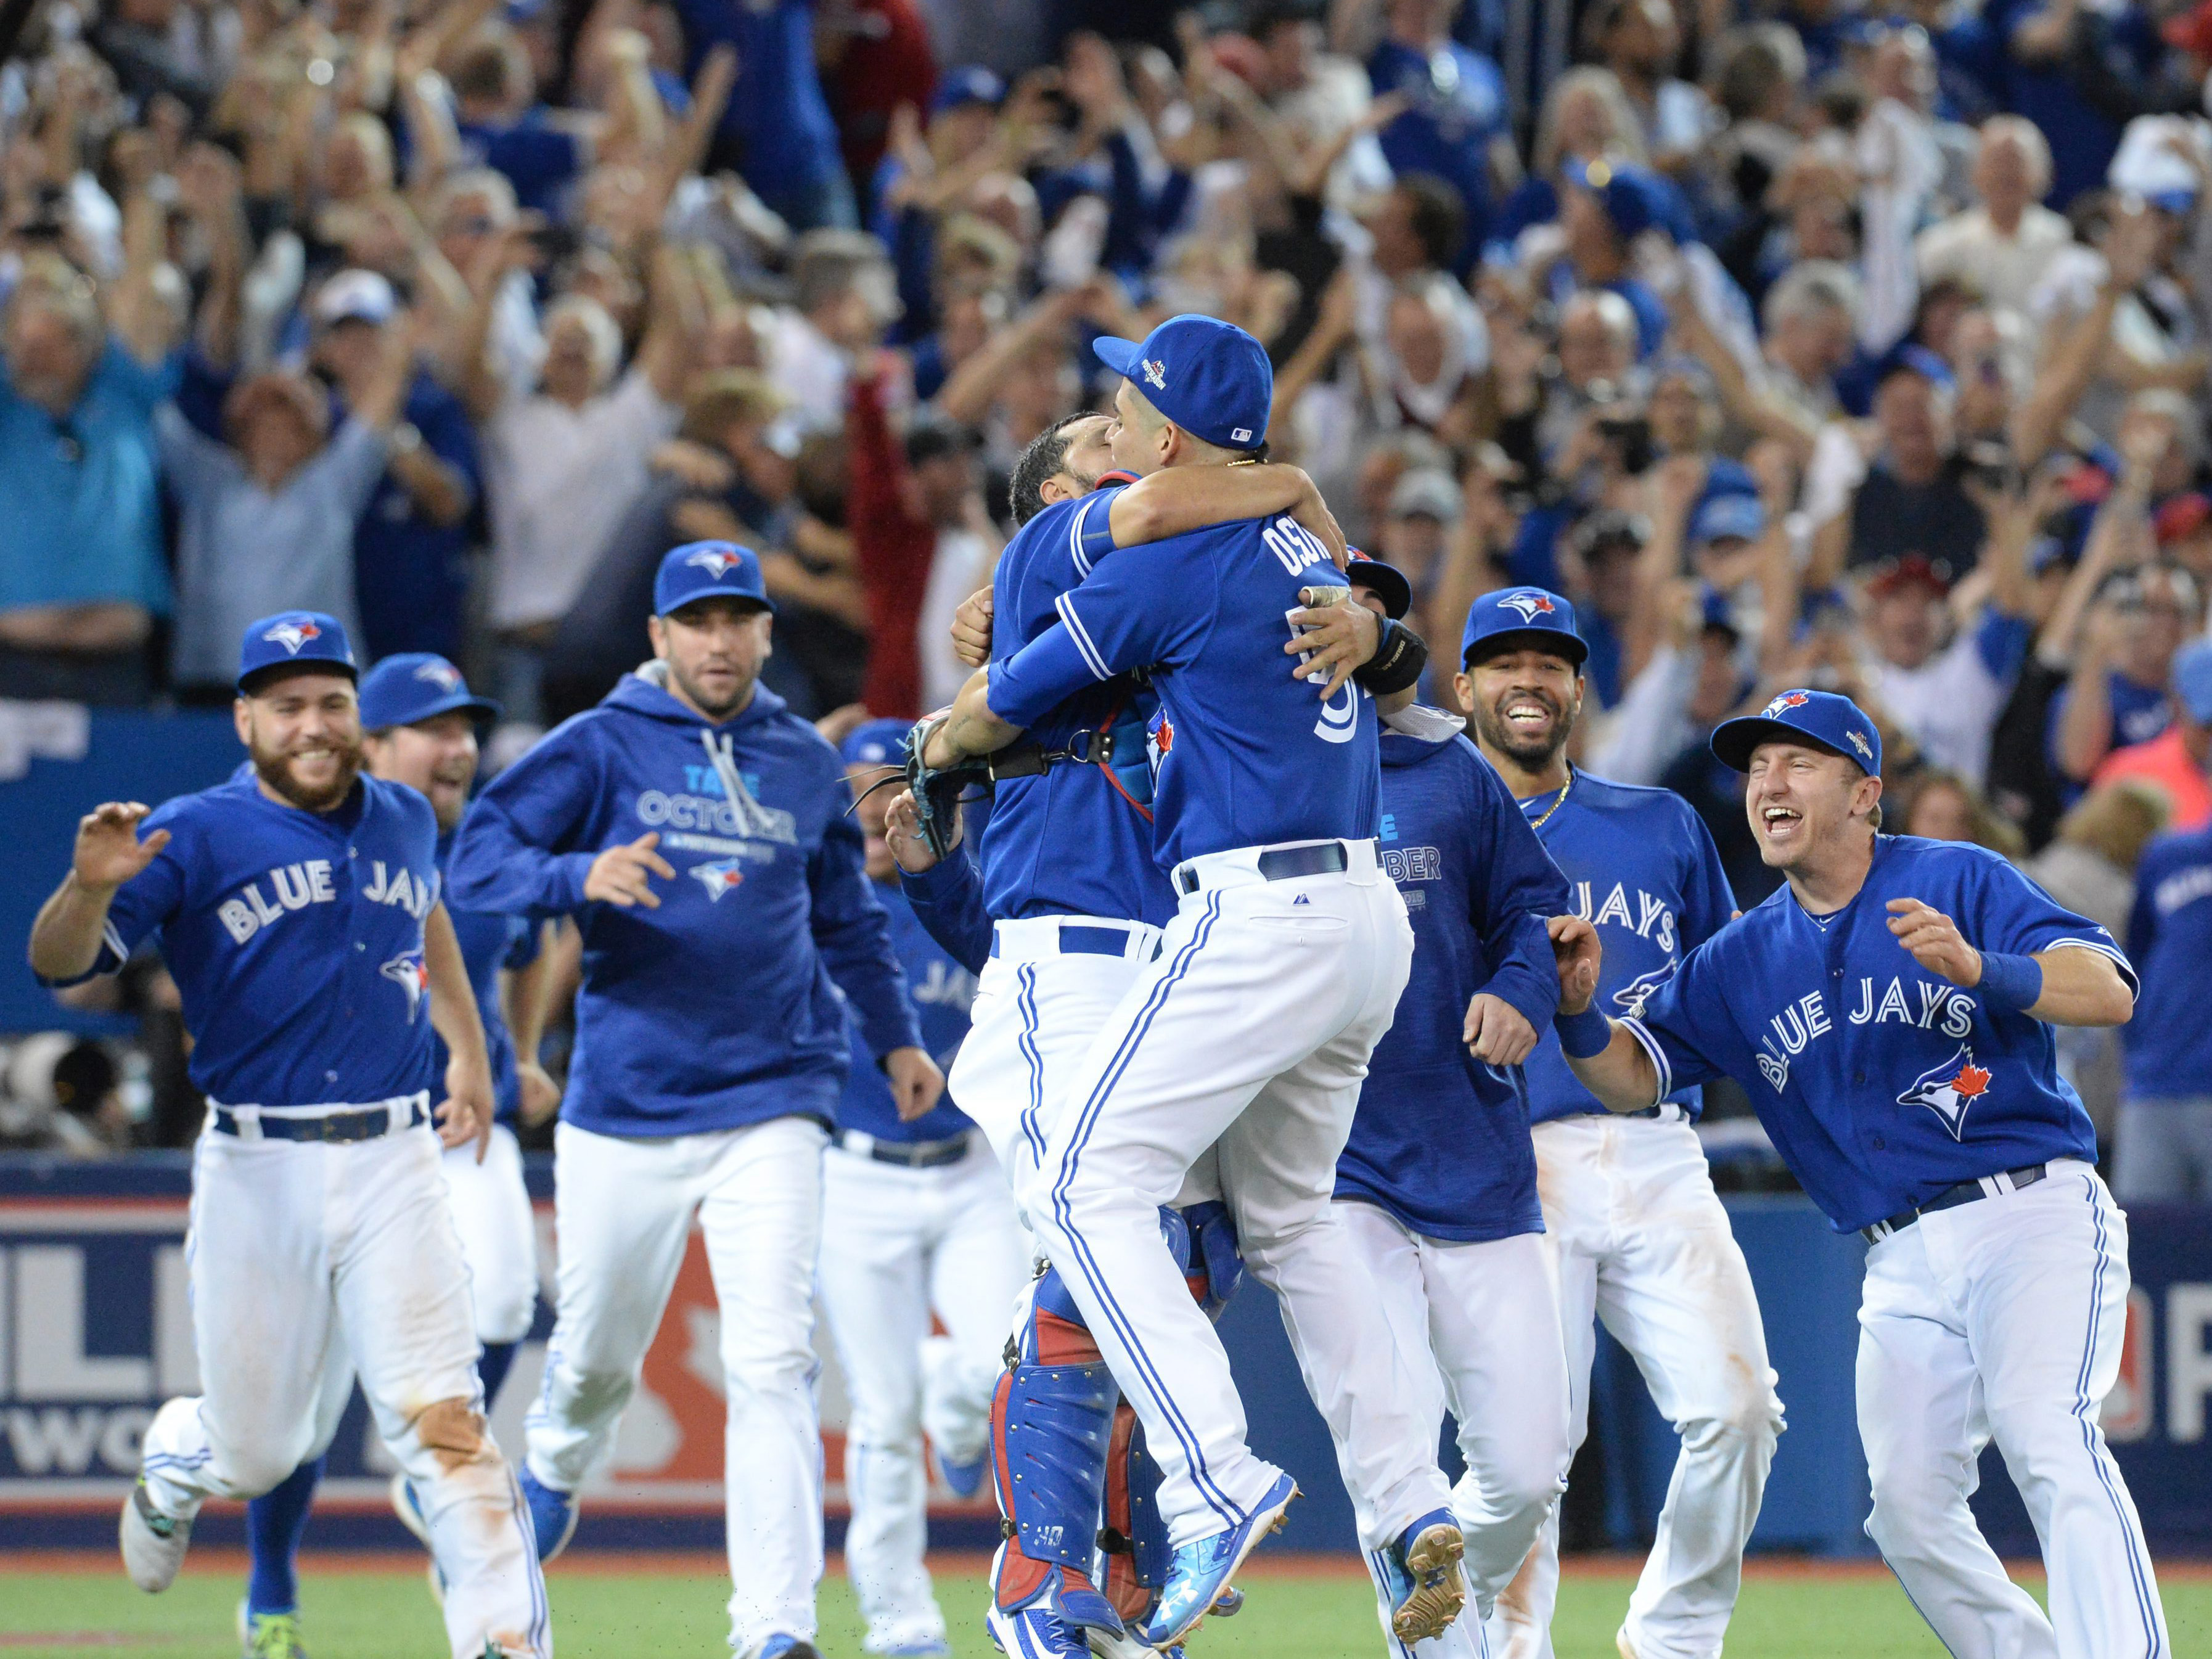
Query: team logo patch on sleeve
686 548 742 579
262 618 322 655
1612 964 1677 1018
1898 1046 1991 1139
690 858 747 900
1496 591 1557 623
380 951 429 1022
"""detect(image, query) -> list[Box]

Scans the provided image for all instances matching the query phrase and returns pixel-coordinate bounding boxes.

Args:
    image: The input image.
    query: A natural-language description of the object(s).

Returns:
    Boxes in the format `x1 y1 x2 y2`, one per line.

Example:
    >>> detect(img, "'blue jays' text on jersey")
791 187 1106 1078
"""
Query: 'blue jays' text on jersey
1337 727 1567 1242
2122 823 2212 1102
1623 836 2131 1232
988 510 1378 868
980 487 1178 928
1518 769 1736 1123
446 673 920 1138
839 880 979 1142
51 774 443 1107
438 827 541 1126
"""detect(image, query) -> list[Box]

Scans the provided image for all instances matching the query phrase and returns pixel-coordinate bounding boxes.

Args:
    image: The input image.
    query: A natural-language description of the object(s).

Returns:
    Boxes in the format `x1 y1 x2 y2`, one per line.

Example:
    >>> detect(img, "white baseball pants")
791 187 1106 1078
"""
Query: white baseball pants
141 1112 549 1659
1858 1160 2167 1659
443 1123 541 1346
1339 1208 1571 1655
526 1115 827 1653
1030 843 1452 1552
817 1136 1030 1653
1490 1115 1780 1659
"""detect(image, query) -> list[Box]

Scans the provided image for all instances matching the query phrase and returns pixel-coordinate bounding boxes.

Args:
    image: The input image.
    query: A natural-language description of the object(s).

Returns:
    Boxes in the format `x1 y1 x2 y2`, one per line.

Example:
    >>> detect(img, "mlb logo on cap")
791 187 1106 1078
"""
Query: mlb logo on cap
1460 586 1589 668
237 611 357 692
1093 315 1272 454
654 541 776 618
1710 687 1882 775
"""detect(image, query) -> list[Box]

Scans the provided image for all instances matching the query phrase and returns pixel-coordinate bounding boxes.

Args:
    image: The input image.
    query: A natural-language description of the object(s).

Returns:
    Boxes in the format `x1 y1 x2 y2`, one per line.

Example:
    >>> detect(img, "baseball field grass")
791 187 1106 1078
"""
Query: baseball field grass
2 1553 2208 1657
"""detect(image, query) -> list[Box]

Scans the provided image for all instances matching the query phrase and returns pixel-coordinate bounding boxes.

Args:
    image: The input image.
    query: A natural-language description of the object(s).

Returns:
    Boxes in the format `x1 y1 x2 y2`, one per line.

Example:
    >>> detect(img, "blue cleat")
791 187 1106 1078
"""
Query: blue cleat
878 1642 951 1658
936 1446 987 1501
517 1467 578 1563
750 1637 821 1659
1376 1508 1466 1645
985 1602 1090 1657
1140 1471 1298 1650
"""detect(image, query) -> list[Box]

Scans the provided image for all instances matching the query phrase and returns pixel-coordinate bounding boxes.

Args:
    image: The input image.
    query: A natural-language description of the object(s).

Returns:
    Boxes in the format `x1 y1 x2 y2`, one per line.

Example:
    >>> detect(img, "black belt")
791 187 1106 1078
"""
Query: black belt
1861 1163 2048 1243
211 1099 428 1142
1176 840 1349 896
835 1129 973 1169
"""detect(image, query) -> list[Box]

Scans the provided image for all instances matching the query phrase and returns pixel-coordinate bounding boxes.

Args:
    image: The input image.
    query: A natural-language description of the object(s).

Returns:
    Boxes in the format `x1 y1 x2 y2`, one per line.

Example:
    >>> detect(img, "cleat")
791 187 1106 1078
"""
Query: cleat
750 1638 822 1659
1141 1471 1298 1650
238 1604 309 1659
878 1644 951 1658
937 1446 987 1501
388 1474 446 1603
1384 1509 1467 1645
987 1602 1090 1657
1209 1586 1243 1618
518 1467 578 1563
120 1477 192 1592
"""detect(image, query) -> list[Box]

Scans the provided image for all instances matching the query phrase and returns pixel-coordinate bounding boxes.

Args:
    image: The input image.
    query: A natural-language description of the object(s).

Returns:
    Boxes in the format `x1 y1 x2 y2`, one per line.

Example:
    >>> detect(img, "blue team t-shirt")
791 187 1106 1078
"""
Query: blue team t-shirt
1623 835 2130 1231
2122 824 2212 1102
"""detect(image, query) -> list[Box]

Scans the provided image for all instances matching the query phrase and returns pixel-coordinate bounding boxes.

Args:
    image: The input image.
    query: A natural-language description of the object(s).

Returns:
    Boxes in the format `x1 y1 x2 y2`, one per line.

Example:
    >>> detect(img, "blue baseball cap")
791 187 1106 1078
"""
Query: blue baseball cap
237 611 356 693
1092 315 1271 453
1711 688 1882 775
1461 586 1590 669
358 653 499 731
1345 554 1412 620
654 541 775 618
1689 491 1767 546
2174 639 2212 724
1874 342 1956 395
1563 157 1690 243
840 717 914 768
932 65 1005 115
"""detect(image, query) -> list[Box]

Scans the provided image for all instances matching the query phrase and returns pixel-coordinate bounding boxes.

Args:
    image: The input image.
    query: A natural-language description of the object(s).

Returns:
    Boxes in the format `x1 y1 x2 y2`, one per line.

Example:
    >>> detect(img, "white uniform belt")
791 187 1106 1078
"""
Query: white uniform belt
1172 837 1378 896
207 1091 432 1143
989 915 1164 964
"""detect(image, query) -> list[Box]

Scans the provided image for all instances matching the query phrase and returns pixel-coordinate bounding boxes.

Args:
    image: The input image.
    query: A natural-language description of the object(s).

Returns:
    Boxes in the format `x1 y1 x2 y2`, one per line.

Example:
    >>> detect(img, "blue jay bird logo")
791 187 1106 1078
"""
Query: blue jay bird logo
414 659 462 692
380 951 428 1022
1898 1045 1993 1140
686 547 742 580
1612 964 1676 1018
690 858 747 901
261 617 322 655
1496 591 1557 623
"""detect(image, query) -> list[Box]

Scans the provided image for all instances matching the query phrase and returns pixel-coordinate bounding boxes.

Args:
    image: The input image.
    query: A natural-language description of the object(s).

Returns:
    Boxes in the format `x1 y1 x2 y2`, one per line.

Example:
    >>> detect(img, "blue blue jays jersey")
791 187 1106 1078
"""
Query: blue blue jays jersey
1337 727 1567 1241
57 774 443 1107
1624 836 2131 1232
980 488 1178 927
838 880 979 1142
2122 824 2212 1101
1520 770 1736 1123
989 512 1378 869
438 828 540 1126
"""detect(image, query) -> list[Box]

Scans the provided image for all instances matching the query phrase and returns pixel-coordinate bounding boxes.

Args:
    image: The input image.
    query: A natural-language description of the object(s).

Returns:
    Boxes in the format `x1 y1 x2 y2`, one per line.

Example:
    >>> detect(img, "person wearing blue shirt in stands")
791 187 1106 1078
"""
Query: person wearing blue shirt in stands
1367 0 1513 264
816 717 1028 1659
670 0 856 231
1452 587 1780 1659
2118 809 2212 1200
448 543 938 1659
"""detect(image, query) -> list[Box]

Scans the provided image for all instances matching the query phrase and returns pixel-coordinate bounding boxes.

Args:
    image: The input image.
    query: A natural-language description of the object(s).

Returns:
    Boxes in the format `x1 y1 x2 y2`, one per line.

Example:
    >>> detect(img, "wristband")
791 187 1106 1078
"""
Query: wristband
1975 951 2042 1013
1353 616 1429 697
1557 1005 1614 1059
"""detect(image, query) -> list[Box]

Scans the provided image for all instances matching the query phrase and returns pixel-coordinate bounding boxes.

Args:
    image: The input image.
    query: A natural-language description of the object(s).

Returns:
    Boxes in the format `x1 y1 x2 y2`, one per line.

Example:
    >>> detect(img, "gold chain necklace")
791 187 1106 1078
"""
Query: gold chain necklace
1528 767 1575 829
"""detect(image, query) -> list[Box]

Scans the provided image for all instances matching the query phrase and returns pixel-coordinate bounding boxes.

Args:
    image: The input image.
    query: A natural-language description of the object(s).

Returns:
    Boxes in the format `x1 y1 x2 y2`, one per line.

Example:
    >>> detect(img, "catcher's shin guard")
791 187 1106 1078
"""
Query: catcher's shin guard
1098 1401 1172 1626
989 1268 1124 1639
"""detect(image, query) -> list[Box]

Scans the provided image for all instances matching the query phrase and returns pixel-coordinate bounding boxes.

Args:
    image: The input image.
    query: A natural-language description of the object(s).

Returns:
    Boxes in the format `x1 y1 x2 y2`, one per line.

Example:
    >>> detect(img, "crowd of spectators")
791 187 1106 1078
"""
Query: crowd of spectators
7 0 2212 1186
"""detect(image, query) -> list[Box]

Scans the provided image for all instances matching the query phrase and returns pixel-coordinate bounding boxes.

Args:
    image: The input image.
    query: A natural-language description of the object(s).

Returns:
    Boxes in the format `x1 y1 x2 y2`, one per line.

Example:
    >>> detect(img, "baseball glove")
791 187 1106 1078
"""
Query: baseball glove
903 715 991 861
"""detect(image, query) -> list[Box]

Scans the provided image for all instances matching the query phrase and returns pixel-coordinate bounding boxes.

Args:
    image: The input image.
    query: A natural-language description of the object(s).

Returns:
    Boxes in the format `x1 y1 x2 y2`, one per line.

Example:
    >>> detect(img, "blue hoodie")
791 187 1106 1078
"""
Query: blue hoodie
1335 721 1568 1242
446 670 920 1137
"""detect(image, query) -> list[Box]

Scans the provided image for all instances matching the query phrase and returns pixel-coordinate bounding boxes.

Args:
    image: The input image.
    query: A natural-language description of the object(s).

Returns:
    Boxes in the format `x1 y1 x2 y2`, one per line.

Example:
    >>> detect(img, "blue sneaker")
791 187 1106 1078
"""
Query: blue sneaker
1378 1509 1465 1645
1140 1472 1298 1649
518 1467 578 1563
937 1446 987 1501
985 1603 1089 1657
750 1638 821 1659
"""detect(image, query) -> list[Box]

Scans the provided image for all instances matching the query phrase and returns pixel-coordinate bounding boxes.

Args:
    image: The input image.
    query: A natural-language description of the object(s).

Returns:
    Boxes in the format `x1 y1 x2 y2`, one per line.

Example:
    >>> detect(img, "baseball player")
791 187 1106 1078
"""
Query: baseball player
817 716 1028 1659
1451 587 1783 1659
446 544 940 1659
1557 688 2167 1659
922 314 1464 1652
895 409 1365 1659
235 652 559 1653
27 612 549 1659
1330 562 1579 1655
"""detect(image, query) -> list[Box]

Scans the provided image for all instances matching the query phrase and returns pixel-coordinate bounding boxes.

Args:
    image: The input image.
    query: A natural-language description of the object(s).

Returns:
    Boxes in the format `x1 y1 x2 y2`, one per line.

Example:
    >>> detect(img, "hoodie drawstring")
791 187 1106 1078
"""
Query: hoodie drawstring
700 729 785 842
